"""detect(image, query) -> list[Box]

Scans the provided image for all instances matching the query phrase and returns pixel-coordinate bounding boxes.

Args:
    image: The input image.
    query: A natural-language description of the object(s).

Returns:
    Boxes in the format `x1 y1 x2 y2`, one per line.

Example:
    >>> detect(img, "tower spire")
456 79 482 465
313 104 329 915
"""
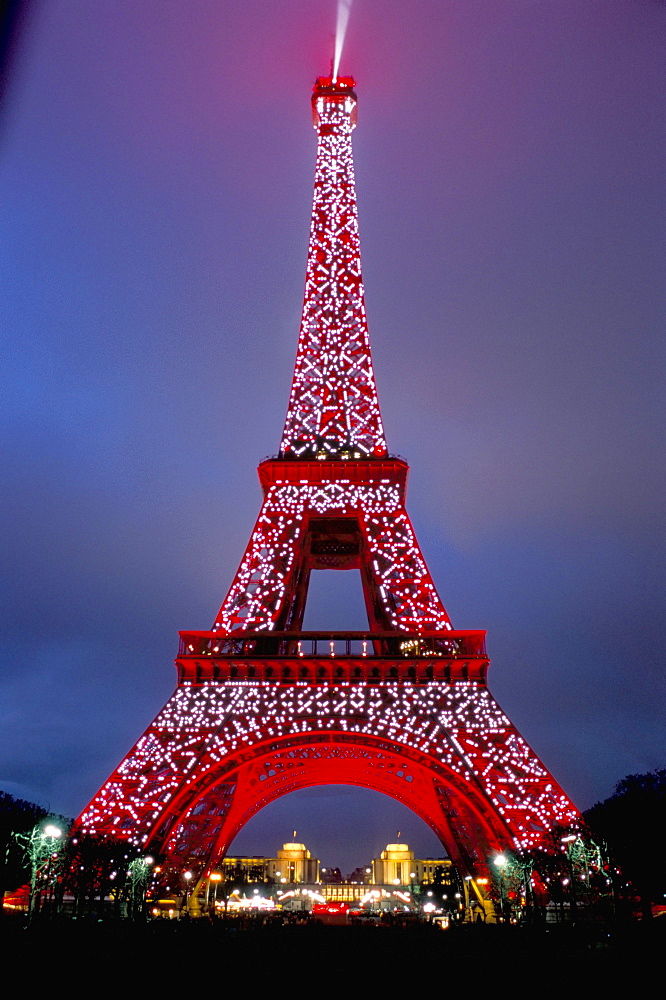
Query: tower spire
280 76 387 460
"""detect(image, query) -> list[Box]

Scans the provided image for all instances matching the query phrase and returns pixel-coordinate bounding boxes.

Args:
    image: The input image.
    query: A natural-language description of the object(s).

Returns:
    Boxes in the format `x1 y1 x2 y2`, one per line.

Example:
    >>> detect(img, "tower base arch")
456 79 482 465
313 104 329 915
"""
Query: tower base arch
78 650 580 888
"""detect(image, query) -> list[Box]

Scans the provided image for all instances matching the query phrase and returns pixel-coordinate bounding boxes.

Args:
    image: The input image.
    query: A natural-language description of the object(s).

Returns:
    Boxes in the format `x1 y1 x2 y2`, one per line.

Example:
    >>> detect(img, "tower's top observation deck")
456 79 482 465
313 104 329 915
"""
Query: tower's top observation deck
311 75 358 132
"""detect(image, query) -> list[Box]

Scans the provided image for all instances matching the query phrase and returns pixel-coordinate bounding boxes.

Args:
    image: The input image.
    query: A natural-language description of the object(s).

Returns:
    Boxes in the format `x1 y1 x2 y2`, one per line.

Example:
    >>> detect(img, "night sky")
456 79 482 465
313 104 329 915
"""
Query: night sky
1 1 664 875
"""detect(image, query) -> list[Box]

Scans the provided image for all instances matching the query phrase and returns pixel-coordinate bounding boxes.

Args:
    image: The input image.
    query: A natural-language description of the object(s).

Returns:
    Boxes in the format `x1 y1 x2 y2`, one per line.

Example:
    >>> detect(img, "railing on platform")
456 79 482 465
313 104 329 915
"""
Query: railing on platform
177 630 487 659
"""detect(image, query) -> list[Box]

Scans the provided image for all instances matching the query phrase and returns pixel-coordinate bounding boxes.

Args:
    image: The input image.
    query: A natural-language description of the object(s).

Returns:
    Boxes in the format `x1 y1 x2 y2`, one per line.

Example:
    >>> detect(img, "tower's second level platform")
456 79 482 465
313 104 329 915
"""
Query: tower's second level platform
258 457 409 496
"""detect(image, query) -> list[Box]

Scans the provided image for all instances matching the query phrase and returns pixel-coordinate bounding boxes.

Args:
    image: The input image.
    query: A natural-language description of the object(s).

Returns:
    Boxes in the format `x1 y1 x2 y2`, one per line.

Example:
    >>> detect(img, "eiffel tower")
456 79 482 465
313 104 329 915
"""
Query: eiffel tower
78 75 580 890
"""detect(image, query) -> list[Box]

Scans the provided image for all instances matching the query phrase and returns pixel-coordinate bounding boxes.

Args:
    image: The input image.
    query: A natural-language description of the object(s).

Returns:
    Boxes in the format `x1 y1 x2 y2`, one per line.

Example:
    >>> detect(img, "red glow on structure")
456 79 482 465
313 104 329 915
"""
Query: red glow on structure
313 901 350 913
75 73 581 891
314 75 355 91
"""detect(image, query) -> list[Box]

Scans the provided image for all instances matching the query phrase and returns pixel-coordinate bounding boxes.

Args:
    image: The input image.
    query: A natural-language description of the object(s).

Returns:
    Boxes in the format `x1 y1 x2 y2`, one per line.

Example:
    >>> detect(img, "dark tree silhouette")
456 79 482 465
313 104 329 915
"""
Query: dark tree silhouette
584 768 666 919
0 790 47 912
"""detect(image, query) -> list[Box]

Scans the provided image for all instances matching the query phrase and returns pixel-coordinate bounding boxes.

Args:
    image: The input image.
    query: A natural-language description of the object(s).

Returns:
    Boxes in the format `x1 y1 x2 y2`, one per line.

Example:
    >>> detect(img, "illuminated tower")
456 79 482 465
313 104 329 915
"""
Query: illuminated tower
78 77 580 891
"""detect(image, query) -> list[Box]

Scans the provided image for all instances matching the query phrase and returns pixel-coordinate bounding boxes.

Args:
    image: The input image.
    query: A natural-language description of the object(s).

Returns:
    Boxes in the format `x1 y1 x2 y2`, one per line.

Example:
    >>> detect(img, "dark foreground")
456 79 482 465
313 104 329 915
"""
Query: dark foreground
2 916 663 984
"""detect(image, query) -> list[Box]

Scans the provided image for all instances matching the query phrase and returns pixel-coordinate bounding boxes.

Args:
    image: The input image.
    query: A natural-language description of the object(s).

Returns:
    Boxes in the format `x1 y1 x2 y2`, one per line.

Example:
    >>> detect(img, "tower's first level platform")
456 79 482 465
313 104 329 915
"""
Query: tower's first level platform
176 630 488 685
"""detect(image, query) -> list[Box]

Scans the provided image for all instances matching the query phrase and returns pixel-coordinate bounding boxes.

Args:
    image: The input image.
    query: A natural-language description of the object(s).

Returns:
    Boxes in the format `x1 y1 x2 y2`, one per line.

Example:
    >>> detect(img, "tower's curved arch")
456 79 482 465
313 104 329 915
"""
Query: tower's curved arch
149 731 514 879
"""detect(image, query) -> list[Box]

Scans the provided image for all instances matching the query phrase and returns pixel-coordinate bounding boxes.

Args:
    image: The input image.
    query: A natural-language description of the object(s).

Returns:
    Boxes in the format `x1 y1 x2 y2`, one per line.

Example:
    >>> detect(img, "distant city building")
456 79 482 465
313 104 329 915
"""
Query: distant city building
348 866 372 884
218 856 272 883
371 842 451 886
218 840 451 905
320 866 342 883
269 841 320 884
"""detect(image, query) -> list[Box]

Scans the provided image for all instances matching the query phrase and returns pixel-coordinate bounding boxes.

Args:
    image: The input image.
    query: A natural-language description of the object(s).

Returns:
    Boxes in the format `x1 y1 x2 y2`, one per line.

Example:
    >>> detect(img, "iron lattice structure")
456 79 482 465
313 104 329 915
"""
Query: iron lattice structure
78 77 580 883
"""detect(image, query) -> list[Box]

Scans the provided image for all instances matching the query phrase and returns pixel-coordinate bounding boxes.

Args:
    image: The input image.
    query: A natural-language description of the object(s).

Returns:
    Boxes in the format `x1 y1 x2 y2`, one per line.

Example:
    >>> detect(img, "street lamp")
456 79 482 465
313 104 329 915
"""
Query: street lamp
18 821 63 918
494 854 508 922
209 872 222 915
182 870 193 914
561 834 579 920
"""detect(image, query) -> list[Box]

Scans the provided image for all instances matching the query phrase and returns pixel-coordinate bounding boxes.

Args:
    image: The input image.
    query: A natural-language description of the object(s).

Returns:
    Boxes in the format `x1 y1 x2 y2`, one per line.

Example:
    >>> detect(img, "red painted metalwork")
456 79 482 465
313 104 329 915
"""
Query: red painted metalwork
77 75 581 882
